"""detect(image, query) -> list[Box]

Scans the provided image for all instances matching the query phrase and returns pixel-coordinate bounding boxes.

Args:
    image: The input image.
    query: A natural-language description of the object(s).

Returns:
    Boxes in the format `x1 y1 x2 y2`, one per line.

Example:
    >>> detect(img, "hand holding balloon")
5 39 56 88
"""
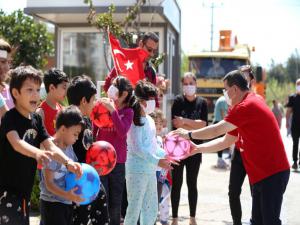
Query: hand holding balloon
65 163 100 205
66 186 85 204
170 128 190 140
164 134 191 160
99 97 116 113
90 101 114 128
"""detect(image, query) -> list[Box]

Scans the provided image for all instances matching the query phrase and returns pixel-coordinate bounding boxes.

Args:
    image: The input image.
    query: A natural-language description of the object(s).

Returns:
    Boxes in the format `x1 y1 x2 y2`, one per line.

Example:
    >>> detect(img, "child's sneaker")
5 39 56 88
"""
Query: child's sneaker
216 158 229 169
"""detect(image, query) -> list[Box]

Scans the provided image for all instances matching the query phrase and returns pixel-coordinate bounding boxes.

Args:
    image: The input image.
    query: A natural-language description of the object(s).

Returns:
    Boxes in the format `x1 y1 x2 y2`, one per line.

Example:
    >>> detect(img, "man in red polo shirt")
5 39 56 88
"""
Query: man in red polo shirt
173 70 290 225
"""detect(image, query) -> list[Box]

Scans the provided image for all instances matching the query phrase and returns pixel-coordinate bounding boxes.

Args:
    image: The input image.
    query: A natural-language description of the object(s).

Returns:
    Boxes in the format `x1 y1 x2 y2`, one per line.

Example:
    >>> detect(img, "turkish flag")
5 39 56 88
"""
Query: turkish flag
108 32 149 86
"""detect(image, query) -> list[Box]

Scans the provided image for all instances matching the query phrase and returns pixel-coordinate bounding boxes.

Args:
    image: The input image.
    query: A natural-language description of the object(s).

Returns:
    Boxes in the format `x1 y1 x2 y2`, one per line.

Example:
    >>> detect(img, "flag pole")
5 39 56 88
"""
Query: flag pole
107 28 120 77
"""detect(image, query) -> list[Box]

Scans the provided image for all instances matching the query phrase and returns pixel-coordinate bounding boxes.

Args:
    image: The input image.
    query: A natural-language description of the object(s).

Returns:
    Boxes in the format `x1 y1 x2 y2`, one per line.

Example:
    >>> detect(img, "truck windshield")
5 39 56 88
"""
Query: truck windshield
189 57 247 78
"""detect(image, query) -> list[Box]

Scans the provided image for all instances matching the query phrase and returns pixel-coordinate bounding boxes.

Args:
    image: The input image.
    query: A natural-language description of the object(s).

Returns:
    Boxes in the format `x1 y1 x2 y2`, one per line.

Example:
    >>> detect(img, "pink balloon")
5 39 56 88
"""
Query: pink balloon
164 134 191 160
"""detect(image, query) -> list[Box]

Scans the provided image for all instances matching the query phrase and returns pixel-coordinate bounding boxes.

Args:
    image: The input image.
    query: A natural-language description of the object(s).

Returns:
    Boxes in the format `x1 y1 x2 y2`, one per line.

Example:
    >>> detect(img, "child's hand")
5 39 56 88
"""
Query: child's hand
99 97 116 113
158 158 179 170
35 150 53 165
67 186 85 204
67 161 83 178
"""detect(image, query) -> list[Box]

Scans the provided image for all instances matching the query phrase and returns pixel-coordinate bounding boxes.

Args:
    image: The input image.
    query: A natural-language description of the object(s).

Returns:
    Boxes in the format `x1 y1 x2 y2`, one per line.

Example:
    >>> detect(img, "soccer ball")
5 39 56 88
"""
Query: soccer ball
90 102 113 128
65 163 100 205
86 141 117 176
164 134 191 160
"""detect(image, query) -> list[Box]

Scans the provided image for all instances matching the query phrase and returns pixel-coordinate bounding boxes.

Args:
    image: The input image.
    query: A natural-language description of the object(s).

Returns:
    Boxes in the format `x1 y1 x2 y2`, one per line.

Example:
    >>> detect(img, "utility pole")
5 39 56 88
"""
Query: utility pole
210 2 214 51
203 0 223 51
295 48 299 77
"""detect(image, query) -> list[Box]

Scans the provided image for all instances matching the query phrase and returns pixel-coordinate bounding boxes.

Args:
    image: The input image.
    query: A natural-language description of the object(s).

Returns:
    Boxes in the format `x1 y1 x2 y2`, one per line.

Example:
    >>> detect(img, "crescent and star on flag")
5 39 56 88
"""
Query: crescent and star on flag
112 49 134 72
108 30 149 85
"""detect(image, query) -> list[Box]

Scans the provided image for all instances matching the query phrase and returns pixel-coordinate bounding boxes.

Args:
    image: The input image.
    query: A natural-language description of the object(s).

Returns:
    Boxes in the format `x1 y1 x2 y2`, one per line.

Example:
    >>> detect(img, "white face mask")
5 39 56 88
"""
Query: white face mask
107 85 119 101
141 99 156 115
296 85 300 93
183 85 196 96
223 90 232 106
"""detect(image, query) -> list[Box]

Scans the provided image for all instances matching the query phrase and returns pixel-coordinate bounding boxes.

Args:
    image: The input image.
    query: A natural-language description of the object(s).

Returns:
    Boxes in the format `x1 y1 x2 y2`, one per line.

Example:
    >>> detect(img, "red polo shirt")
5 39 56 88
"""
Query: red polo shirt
226 92 290 184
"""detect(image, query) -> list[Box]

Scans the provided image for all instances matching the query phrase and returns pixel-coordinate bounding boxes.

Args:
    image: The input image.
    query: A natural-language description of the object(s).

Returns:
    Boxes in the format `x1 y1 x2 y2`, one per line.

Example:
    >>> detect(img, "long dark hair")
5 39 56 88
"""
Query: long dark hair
132 80 157 126
113 76 133 106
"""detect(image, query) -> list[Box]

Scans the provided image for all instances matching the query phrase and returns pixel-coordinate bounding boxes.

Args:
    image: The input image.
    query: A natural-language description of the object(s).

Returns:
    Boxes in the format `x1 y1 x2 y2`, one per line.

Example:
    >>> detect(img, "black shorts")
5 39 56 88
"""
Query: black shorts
40 200 73 225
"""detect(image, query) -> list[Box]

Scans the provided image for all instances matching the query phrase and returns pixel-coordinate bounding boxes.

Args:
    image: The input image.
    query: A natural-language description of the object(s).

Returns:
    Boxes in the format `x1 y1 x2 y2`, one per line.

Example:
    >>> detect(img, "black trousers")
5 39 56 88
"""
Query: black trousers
40 200 73 225
101 163 125 225
251 170 289 225
73 183 110 225
228 149 248 225
120 182 128 219
291 128 300 162
0 190 29 225
171 154 201 218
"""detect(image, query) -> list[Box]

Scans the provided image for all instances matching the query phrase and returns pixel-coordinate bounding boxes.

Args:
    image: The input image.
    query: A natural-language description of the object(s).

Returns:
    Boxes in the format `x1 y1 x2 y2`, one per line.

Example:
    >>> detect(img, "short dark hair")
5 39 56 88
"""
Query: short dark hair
9 65 42 103
67 75 97 106
142 32 159 44
56 105 84 130
0 39 12 53
44 68 69 93
223 70 249 91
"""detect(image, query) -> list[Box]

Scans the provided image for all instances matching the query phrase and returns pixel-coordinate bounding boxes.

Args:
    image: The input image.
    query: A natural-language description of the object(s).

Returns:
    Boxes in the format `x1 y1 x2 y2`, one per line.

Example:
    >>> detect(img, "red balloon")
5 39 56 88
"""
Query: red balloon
90 102 113 128
164 134 191 160
86 141 117 176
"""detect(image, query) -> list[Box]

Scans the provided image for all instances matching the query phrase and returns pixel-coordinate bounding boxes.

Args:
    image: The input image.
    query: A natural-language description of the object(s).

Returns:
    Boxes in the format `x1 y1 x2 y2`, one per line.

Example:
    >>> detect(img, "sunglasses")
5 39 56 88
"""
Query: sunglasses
144 44 157 54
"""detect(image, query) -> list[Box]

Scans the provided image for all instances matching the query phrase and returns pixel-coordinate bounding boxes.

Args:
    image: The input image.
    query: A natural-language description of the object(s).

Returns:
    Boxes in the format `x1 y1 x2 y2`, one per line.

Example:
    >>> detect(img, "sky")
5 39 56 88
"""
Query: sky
1 0 300 68
178 0 300 67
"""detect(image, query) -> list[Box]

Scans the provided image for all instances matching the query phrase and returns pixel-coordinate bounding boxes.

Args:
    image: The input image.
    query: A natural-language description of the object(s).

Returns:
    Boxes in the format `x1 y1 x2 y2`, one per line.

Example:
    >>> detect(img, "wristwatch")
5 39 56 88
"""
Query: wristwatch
64 159 71 170
188 131 193 140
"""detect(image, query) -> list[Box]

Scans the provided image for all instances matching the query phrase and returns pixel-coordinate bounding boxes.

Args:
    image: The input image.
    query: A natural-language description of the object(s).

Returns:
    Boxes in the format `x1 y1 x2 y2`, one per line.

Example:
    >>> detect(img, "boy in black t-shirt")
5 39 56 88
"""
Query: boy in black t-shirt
0 66 82 225
67 75 110 225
